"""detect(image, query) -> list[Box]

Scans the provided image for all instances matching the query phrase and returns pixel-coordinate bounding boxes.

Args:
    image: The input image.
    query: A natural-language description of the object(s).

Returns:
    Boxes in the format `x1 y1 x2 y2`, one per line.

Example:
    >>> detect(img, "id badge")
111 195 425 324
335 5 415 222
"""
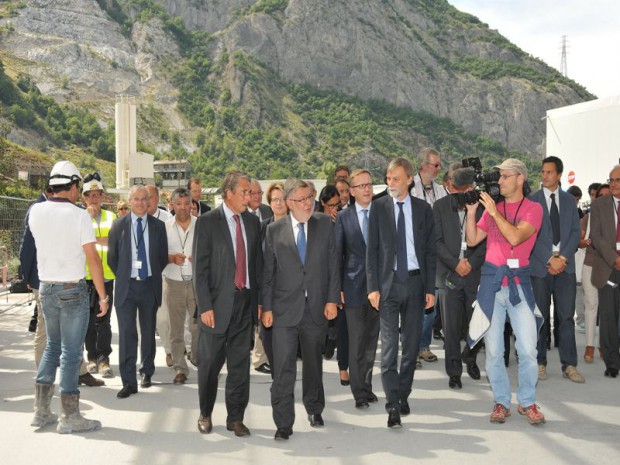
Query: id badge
132 260 143 270
461 241 467 251
507 258 519 269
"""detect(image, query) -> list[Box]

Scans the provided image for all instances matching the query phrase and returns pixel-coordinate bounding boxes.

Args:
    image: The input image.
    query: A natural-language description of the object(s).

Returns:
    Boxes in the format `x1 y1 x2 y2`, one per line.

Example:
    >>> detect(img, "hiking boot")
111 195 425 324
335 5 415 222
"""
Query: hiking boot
538 364 547 381
419 349 438 362
57 393 101 434
563 365 585 383
31 383 58 428
87 359 98 374
489 403 511 424
518 404 546 425
98 358 114 378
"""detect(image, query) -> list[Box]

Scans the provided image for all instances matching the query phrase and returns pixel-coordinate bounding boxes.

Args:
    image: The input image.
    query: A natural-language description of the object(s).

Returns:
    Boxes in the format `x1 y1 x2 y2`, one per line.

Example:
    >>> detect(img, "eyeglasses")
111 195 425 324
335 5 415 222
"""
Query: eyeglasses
118 207 128 211
325 201 340 208
85 192 102 199
607 178 620 184
499 173 520 180
289 194 315 204
351 183 372 190
83 172 102 183
271 197 285 204
425 162 441 169
250 190 263 196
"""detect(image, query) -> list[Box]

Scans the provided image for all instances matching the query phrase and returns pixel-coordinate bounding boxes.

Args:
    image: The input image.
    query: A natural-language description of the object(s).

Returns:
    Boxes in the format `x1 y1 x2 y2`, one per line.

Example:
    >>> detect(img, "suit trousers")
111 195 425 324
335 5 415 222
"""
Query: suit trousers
438 286 479 377
85 280 114 362
598 269 620 372
532 272 578 368
116 278 158 387
271 300 327 429
380 274 424 410
346 302 380 402
164 277 198 377
197 288 252 421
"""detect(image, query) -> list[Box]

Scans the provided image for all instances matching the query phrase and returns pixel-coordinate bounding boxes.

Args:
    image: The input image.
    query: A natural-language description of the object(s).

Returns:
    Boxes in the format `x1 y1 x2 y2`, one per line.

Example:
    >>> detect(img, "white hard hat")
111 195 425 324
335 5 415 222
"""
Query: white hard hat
48 161 82 186
82 172 104 194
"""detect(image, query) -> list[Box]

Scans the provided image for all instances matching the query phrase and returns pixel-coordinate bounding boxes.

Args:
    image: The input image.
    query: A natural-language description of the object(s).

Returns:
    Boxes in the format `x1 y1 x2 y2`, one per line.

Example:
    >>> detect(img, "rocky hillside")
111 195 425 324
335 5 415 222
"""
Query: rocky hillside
0 0 594 184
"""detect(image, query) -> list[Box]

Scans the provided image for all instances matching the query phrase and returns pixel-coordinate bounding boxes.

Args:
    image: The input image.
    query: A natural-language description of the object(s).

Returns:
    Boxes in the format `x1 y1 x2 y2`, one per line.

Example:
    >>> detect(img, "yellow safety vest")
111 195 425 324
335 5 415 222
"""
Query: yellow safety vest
85 208 116 280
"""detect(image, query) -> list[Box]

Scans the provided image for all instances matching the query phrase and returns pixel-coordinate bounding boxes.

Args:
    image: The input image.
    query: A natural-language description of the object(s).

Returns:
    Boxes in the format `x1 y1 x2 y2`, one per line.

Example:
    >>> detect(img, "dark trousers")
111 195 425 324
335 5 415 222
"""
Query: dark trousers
380 274 424 410
197 289 252 421
346 302 380 402
85 280 114 361
116 278 158 387
271 301 327 429
259 324 273 368
438 285 479 377
532 272 578 368
598 269 620 372
336 306 349 370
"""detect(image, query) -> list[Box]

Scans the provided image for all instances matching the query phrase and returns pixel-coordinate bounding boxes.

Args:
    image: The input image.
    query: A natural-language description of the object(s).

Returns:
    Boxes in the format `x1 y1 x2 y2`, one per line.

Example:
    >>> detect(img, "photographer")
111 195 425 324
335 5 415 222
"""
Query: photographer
434 168 486 390
465 159 545 426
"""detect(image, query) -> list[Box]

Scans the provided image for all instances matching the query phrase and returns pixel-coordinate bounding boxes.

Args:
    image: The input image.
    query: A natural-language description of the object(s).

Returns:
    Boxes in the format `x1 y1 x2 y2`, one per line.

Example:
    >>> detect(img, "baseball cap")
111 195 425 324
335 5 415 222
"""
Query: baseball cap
494 158 528 180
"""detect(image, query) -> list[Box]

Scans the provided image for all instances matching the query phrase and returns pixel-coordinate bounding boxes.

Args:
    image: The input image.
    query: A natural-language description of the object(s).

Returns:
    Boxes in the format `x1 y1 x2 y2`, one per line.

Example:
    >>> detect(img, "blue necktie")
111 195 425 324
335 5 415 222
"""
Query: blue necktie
396 202 408 281
361 209 369 245
297 223 306 265
136 217 148 280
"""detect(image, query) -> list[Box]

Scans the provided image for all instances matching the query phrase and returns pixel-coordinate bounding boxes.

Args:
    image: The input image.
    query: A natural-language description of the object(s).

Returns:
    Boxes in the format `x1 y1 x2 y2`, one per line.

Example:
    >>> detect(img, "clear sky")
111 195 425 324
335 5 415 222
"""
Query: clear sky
448 1 620 98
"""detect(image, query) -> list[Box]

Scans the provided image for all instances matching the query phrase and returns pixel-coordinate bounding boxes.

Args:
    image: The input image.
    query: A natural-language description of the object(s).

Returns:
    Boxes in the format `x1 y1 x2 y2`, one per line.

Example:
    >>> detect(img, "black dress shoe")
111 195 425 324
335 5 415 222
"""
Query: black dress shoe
274 427 292 440
255 363 272 374
198 415 212 434
78 373 105 387
324 339 336 360
117 384 138 399
399 399 410 416
387 408 402 428
449 375 463 389
367 393 379 403
466 361 481 380
140 374 152 388
226 420 251 437
308 413 324 427
604 368 618 378
355 400 370 409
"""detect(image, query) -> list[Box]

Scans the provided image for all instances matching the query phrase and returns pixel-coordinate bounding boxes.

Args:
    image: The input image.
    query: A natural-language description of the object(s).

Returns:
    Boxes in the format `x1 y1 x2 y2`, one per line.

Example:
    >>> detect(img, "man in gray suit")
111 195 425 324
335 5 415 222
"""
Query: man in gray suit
590 164 620 378
192 171 262 437
262 178 340 440
529 156 584 383
367 157 436 429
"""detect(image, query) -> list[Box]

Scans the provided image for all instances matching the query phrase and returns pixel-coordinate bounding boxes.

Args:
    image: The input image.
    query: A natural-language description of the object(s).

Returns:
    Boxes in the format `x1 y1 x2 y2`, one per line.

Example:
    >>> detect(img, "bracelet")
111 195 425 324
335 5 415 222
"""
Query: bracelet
100 295 110 304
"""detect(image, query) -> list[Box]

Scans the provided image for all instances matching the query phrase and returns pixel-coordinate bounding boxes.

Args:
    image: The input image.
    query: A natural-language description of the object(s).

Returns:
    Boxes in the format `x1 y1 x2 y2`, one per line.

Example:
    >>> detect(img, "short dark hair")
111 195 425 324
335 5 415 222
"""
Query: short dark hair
188 177 201 189
542 156 564 174
588 182 602 194
566 185 582 199
318 184 339 212
596 183 610 198
170 187 191 203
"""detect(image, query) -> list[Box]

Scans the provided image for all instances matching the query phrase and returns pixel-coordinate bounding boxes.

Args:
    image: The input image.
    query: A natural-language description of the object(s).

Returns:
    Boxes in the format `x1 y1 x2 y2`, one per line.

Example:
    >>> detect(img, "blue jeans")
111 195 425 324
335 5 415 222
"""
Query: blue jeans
419 307 435 350
36 281 89 394
484 285 538 408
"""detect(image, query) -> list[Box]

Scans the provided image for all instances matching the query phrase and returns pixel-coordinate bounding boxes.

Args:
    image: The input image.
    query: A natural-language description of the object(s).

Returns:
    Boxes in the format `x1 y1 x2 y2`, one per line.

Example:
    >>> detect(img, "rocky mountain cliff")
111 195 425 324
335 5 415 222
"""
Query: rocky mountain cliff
0 0 594 182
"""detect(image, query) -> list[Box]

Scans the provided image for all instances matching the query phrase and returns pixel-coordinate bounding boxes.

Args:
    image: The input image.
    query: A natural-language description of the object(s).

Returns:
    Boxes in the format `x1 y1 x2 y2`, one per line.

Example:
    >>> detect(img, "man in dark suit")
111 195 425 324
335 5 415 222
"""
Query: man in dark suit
366 157 436 429
590 164 620 378
192 171 262 437
529 156 584 383
188 177 211 215
262 178 340 440
433 168 486 389
107 185 168 399
335 168 380 409
248 179 274 221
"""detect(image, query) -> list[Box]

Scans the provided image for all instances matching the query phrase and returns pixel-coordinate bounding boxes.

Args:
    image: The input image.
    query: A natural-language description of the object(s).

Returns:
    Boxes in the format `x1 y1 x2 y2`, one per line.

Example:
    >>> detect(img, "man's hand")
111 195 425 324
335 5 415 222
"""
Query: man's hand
97 300 109 317
324 303 338 320
455 258 472 277
262 310 273 328
478 192 498 217
614 256 620 271
425 293 435 310
169 253 186 266
547 256 565 275
368 291 380 310
201 310 215 328
258 304 263 320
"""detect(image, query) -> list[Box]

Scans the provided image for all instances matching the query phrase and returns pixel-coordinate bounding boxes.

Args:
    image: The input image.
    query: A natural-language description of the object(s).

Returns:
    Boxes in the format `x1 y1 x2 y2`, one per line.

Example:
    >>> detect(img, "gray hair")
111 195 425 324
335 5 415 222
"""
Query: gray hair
170 187 191 203
417 147 440 166
128 184 150 201
145 184 159 200
221 171 251 196
386 157 414 179
284 178 311 200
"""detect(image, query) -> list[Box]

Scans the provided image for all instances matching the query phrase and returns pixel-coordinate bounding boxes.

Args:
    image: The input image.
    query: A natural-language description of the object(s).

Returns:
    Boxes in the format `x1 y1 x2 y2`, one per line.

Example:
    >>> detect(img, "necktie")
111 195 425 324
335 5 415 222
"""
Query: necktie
616 202 620 255
550 193 560 246
396 202 408 281
233 215 246 289
361 209 369 245
136 217 148 280
297 223 306 265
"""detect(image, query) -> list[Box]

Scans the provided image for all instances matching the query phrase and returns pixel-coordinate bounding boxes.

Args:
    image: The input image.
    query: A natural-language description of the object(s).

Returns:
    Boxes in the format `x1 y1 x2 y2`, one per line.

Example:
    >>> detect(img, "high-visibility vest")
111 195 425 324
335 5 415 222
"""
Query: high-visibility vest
85 208 116 280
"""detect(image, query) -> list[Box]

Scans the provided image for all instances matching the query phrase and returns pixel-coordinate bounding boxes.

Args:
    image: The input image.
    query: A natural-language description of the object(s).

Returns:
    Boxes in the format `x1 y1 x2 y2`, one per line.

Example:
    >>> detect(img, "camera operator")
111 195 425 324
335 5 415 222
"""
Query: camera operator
434 168 486 390
465 158 545 426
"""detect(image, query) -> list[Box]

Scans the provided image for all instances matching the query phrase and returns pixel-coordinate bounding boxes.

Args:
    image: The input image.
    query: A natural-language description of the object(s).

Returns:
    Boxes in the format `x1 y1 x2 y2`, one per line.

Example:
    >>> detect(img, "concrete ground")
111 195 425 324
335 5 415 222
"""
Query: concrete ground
1 290 618 465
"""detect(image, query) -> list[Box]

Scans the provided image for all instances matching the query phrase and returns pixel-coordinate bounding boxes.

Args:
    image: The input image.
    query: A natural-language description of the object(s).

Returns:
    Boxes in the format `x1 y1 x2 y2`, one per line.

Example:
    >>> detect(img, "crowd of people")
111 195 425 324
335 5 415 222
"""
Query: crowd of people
20 151 620 438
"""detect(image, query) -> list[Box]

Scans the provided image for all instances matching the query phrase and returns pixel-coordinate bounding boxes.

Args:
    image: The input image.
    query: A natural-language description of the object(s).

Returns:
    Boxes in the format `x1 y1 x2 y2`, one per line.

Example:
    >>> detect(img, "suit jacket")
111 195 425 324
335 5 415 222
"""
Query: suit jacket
262 213 340 328
529 189 581 277
366 194 436 298
335 205 369 307
433 195 486 289
257 204 274 221
590 195 619 289
20 192 47 289
107 214 168 308
198 201 211 216
192 205 262 333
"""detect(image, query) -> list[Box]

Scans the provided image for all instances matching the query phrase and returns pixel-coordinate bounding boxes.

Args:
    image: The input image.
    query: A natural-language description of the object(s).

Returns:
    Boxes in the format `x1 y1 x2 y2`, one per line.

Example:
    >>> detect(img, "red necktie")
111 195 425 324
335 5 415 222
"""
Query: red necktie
233 215 246 289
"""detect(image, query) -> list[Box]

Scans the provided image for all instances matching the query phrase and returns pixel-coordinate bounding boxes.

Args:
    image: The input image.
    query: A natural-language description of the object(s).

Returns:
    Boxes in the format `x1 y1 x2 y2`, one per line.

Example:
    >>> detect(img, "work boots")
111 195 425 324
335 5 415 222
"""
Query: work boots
31 383 58 428
57 392 101 434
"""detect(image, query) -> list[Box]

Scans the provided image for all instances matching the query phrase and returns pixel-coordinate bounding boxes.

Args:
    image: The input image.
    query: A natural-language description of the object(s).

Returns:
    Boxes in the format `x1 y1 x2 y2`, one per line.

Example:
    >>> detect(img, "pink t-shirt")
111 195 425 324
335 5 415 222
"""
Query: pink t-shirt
477 198 543 269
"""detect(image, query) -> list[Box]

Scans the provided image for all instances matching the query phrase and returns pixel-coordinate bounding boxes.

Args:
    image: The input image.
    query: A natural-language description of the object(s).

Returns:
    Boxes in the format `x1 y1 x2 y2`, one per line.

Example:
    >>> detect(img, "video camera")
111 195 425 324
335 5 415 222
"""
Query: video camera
450 157 502 206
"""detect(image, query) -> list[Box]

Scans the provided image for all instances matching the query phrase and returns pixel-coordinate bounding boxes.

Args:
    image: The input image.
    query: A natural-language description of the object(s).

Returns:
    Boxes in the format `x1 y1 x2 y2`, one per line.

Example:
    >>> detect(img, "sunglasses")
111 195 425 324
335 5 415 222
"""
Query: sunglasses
118 207 128 211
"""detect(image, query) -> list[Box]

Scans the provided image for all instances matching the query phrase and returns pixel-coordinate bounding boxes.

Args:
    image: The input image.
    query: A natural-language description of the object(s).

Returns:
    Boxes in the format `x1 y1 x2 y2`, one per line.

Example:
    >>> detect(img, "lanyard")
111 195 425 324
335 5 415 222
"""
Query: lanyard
174 221 190 253
502 198 525 256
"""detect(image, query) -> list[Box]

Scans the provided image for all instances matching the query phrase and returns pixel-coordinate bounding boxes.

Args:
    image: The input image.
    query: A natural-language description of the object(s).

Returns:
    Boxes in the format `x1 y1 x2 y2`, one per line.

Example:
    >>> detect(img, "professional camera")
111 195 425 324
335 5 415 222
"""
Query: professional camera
461 157 502 203
452 190 480 206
